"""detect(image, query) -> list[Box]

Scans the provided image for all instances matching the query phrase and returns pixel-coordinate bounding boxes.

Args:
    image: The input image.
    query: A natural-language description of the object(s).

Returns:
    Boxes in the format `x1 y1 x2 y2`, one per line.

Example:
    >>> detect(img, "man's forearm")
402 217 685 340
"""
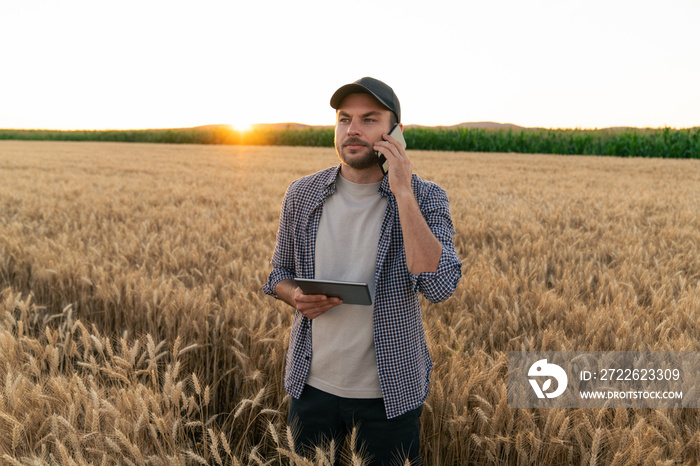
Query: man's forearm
394 190 442 275
275 279 300 308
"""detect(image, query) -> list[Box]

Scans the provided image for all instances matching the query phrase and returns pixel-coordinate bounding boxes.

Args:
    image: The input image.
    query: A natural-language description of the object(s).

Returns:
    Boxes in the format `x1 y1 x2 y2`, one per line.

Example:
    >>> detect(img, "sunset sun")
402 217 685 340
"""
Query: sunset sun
231 121 253 132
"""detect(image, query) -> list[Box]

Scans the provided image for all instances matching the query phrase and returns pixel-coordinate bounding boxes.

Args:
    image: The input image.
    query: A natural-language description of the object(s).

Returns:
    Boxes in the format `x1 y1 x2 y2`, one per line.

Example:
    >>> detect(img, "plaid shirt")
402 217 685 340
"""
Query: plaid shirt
263 165 462 419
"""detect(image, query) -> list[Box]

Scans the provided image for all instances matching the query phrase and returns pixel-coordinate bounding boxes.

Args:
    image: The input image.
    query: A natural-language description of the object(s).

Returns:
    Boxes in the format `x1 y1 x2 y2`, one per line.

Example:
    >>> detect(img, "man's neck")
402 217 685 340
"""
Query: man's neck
339 164 384 184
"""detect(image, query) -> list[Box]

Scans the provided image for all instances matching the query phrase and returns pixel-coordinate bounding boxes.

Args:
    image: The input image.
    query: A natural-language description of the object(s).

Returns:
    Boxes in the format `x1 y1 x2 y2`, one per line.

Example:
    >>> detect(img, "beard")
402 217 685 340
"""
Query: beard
335 137 377 170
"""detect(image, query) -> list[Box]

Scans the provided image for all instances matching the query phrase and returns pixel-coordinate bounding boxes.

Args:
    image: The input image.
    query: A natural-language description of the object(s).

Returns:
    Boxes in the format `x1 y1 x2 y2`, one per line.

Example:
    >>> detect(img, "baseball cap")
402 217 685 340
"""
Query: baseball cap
330 77 401 123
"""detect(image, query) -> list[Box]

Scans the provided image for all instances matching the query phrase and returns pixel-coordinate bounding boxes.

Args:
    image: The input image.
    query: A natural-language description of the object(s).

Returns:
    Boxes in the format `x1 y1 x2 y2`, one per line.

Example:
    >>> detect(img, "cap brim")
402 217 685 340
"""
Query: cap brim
330 83 392 112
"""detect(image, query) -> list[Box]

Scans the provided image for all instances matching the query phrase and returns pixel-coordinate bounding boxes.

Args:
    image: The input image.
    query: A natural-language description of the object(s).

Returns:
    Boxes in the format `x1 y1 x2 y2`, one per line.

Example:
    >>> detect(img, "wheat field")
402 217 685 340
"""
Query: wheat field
1 140 699 465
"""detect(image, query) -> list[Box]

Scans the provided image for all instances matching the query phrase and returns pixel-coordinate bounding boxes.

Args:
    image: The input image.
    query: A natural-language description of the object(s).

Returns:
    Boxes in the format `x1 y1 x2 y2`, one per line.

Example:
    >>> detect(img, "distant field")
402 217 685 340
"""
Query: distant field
1 124 699 158
1 140 699 464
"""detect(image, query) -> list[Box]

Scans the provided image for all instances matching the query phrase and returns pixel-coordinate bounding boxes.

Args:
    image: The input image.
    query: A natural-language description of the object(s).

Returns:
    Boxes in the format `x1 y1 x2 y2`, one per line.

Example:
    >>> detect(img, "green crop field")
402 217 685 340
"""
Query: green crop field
1 124 698 158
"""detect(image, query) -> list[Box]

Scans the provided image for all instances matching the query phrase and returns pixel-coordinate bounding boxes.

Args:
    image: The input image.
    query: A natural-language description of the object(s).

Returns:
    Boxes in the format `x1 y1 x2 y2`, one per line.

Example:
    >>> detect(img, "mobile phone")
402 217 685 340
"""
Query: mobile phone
376 124 407 175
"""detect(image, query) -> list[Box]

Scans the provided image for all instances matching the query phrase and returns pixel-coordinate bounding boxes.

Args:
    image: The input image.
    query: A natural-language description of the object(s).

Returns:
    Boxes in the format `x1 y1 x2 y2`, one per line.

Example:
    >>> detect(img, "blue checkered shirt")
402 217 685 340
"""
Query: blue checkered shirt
263 165 462 419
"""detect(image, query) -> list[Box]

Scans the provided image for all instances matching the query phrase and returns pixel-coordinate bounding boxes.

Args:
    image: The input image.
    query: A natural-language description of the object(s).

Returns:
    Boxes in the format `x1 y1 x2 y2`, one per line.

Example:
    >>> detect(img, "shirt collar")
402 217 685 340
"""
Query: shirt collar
326 164 393 198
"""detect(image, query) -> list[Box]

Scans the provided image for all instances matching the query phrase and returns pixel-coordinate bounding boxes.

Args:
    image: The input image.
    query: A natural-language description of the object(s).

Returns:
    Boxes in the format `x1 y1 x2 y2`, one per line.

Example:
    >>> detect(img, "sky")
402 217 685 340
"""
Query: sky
2 0 699 131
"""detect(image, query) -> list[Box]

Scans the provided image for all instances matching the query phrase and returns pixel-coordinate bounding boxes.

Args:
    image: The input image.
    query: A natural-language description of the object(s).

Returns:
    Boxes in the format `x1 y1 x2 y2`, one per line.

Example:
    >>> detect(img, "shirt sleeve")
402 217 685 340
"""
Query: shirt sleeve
409 183 462 303
263 184 297 299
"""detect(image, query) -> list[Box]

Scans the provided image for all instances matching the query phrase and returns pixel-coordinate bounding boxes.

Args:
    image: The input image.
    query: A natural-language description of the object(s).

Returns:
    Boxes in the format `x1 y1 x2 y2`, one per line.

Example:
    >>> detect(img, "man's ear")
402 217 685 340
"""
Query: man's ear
399 123 404 131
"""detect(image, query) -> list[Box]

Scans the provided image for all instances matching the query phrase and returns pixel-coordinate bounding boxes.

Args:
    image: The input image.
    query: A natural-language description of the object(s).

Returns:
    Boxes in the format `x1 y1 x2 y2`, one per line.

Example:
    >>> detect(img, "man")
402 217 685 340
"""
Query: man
263 77 461 464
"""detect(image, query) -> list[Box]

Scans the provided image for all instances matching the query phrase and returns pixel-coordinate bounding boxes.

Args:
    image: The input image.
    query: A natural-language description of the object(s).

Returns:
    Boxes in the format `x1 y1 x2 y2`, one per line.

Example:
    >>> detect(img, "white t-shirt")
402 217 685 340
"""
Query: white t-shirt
306 173 388 398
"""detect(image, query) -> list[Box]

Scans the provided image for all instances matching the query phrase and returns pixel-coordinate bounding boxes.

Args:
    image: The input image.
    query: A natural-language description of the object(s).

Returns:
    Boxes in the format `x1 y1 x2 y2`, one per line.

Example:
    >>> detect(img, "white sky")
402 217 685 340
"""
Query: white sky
2 0 699 130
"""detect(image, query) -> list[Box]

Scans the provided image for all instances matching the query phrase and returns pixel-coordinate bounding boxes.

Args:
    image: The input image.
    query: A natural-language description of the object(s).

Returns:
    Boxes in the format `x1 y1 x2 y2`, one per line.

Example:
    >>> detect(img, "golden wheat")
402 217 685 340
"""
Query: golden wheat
1 140 699 464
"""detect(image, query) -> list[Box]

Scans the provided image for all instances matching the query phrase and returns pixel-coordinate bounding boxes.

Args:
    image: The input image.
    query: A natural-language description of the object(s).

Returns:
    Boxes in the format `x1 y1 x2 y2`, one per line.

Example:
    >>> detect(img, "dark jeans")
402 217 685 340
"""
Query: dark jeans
288 385 422 466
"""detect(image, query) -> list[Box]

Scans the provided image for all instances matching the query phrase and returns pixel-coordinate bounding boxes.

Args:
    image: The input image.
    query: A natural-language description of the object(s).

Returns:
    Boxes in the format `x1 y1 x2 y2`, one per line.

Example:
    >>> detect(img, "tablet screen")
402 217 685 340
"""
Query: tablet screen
294 278 372 306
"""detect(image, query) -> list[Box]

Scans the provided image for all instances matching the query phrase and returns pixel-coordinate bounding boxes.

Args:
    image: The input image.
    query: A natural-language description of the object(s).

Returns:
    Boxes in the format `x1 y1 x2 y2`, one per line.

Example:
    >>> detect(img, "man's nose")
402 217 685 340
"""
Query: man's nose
347 119 361 135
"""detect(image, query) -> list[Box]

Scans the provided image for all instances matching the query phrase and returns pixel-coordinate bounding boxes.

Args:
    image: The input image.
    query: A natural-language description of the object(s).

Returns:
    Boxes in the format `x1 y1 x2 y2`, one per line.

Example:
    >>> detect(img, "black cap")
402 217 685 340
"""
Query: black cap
330 77 401 123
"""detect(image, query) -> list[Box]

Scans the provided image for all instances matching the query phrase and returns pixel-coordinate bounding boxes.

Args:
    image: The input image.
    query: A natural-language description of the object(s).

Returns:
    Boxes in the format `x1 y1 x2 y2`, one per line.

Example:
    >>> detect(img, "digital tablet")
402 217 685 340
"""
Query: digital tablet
294 278 372 306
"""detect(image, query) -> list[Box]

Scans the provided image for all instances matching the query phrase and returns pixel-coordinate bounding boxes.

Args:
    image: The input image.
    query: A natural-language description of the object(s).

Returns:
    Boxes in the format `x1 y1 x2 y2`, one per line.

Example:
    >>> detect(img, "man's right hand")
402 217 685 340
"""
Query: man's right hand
275 279 342 319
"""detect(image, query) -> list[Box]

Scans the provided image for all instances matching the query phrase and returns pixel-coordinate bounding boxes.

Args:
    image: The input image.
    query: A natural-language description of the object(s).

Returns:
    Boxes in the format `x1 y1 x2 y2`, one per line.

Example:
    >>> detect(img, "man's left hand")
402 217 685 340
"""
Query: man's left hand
373 132 412 196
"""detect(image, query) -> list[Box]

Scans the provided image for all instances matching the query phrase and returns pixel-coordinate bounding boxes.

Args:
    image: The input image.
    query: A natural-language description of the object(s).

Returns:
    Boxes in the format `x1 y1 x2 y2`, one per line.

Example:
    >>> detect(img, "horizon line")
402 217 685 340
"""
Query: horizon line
1 121 699 132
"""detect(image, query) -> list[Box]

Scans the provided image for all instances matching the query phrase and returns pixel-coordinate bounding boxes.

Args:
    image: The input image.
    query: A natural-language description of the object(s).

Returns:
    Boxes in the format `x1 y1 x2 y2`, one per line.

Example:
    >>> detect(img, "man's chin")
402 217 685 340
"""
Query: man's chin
337 148 377 170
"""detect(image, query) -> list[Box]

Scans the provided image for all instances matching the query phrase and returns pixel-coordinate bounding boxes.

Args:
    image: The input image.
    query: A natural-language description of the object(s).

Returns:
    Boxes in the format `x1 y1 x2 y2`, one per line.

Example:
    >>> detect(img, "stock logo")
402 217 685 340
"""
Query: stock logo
528 359 568 399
